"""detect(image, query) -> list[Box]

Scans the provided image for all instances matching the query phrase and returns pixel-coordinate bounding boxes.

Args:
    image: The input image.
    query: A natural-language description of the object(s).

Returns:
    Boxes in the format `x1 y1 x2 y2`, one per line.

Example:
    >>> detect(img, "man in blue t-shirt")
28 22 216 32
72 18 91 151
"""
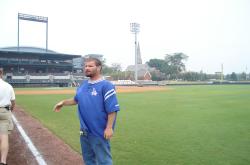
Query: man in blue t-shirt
54 58 120 165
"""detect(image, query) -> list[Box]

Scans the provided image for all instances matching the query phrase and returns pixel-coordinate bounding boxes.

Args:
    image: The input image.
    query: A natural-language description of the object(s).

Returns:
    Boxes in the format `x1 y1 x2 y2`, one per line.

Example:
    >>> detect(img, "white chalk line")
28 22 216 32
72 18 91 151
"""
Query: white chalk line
11 114 47 165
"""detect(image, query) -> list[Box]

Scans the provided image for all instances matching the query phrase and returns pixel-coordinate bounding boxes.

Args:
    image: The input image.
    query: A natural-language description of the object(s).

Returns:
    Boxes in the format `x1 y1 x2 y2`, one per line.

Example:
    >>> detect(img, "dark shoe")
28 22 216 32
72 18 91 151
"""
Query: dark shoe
0 163 7 165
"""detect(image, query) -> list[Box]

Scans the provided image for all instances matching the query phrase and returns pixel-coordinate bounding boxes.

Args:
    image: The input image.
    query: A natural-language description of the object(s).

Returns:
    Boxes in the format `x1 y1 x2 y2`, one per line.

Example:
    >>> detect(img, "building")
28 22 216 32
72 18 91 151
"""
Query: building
126 64 153 80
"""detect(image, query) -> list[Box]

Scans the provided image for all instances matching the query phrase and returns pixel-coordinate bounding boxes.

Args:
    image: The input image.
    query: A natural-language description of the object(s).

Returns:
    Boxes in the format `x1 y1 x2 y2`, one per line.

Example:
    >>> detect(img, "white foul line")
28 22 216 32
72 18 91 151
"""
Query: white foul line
11 114 47 165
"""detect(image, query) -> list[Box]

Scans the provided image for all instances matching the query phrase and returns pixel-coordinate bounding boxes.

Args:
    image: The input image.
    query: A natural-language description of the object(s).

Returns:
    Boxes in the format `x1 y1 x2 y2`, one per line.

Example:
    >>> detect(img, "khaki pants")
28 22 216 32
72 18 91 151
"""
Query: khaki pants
0 108 13 134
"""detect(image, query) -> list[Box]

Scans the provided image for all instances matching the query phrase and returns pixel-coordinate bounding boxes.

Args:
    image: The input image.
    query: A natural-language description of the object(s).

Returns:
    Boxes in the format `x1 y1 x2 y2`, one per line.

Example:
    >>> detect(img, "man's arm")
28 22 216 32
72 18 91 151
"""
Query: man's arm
53 98 77 112
10 86 15 111
10 100 15 111
104 112 117 140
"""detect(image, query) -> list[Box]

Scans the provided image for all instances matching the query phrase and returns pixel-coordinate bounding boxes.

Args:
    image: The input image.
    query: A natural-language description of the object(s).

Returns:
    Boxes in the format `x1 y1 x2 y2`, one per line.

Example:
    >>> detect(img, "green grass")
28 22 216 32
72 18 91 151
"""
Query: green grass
16 85 250 165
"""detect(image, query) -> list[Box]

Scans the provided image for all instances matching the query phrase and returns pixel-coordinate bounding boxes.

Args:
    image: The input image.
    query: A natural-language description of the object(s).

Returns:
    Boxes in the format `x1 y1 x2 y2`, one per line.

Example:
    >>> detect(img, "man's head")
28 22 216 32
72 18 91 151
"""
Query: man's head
84 58 102 79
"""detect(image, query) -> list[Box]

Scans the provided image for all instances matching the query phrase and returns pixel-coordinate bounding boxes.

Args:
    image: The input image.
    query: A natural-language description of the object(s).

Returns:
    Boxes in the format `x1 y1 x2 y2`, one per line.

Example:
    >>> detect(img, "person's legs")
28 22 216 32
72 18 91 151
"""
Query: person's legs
80 135 97 165
0 109 11 165
90 135 112 165
0 134 9 164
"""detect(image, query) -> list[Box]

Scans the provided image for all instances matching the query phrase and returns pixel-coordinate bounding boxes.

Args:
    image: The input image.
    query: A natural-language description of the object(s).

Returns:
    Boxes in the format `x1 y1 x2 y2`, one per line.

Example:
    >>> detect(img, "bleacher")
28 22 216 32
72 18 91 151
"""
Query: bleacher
111 80 137 86
0 46 83 87
4 73 71 87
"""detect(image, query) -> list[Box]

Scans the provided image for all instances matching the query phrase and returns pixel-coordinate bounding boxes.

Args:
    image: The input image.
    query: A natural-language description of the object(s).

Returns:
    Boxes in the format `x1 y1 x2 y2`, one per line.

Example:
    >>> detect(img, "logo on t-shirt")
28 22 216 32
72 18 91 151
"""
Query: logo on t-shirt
91 88 98 96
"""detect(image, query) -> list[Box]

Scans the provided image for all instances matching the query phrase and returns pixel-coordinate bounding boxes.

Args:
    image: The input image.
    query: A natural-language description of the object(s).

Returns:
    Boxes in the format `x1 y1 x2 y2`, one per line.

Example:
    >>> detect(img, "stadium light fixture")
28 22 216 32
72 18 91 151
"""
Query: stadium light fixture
18 13 49 51
130 22 140 82
18 13 48 23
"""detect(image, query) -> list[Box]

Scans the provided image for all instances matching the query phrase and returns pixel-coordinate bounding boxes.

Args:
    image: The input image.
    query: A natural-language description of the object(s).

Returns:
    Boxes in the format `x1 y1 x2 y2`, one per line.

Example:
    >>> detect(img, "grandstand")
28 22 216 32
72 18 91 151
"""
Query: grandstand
0 46 84 87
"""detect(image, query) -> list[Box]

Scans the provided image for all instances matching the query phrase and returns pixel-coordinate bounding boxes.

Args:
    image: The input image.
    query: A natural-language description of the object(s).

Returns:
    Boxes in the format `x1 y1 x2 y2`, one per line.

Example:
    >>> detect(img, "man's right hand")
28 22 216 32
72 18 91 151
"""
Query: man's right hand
53 101 64 112
53 98 77 112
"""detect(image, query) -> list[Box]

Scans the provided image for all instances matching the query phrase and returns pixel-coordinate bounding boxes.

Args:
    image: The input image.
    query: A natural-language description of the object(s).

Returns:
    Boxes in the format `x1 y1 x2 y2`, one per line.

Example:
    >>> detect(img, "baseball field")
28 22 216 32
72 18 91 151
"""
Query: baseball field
15 85 250 165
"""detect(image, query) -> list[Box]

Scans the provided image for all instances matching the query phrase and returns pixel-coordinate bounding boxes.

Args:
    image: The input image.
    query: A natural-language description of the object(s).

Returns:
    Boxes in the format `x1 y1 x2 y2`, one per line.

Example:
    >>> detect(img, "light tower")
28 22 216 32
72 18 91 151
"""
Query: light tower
246 66 248 80
130 22 140 82
221 63 224 82
18 13 48 51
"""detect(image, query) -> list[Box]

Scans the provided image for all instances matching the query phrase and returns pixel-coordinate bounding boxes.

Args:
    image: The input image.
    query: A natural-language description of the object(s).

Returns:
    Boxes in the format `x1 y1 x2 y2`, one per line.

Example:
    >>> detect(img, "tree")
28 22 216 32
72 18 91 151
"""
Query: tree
111 63 122 72
230 72 237 81
165 52 188 79
147 59 171 80
147 59 169 73
147 53 188 80
180 71 200 81
102 65 113 75
238 72 246 81
150 70 166 81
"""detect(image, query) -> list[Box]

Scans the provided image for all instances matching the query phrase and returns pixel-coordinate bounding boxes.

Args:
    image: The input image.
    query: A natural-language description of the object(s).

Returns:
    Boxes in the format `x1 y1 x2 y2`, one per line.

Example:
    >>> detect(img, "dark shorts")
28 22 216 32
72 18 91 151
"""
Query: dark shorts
0 108 13 134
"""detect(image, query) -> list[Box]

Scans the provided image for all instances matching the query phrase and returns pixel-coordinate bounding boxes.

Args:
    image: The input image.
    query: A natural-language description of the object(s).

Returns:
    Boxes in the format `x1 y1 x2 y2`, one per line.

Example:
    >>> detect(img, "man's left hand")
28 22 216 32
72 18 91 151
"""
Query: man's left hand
104 128 113 140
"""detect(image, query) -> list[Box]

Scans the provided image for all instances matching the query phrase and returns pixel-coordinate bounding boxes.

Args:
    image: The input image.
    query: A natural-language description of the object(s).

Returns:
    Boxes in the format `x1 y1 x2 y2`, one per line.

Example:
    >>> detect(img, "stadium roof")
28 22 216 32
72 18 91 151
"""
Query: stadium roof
0 46 57 53
0 46 82 59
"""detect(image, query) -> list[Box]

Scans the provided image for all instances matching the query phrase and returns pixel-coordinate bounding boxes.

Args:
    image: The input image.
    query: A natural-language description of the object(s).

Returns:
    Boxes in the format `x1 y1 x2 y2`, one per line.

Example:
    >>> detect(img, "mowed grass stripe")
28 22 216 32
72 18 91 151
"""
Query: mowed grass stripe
16 85 250 165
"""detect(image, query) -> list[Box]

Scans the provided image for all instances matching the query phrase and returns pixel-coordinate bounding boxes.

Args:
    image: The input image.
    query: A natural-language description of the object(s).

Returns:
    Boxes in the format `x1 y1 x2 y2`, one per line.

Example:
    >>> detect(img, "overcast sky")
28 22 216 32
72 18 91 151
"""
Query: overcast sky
0 0 250 74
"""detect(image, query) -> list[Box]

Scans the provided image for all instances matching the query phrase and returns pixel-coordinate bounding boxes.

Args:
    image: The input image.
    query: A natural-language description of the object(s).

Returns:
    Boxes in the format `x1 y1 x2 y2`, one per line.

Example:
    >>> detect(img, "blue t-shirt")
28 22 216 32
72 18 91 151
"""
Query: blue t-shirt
74 78 120 138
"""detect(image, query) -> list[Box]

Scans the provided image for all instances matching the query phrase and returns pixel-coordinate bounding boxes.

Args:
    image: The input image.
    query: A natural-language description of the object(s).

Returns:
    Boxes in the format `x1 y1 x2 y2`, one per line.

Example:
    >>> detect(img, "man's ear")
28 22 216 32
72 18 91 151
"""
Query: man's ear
97 66 102 72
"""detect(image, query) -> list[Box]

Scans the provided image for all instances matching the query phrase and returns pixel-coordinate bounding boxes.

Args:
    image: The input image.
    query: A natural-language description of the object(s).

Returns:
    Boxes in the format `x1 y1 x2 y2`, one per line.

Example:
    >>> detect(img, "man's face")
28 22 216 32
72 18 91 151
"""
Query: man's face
84 61 100 77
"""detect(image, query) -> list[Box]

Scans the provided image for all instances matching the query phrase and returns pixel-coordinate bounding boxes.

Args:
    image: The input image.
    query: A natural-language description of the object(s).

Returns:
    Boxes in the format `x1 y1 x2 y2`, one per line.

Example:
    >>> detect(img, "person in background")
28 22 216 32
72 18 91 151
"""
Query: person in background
0 68 15 165
54 58 120 165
